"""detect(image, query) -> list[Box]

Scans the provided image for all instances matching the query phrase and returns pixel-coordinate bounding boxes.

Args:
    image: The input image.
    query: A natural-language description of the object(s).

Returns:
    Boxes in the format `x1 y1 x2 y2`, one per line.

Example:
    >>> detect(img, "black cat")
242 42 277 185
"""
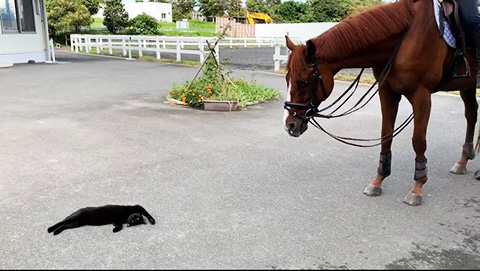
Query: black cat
47 204 155 235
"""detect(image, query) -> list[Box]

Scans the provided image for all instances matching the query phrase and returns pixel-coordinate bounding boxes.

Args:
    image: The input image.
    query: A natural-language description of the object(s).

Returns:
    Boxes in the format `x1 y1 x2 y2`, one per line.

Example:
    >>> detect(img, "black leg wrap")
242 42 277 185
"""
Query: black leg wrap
377 151 392 177
414 157 428 180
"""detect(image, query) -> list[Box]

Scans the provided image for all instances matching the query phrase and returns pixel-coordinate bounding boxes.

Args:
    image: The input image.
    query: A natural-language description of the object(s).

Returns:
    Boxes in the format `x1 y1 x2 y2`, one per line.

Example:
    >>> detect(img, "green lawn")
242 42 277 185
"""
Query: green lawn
91 18 105 29
90 18 216 36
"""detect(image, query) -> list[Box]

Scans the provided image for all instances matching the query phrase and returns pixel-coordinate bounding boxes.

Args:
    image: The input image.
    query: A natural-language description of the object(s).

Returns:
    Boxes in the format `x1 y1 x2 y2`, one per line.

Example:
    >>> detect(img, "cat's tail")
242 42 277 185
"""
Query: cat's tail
134 205 155 225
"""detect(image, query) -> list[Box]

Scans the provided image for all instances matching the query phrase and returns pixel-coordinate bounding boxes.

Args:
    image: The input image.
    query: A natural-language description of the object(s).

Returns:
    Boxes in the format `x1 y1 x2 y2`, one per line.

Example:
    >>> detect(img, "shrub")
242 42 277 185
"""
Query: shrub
127 13 160 35
168 54 281 109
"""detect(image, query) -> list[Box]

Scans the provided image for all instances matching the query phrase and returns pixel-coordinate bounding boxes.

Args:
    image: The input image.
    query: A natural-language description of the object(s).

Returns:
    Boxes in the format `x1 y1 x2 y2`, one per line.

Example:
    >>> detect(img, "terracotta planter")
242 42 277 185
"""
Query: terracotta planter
203 100 239 111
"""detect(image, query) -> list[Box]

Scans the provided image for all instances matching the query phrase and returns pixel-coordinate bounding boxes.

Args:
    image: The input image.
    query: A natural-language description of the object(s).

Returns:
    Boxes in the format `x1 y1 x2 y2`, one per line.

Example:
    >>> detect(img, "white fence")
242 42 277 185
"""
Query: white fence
70 34 219 63
70 34 297 71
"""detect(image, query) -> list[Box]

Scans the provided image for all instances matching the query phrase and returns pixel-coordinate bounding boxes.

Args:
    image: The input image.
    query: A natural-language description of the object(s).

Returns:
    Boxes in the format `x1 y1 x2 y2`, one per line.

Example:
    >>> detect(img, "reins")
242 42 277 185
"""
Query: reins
309 33 414 147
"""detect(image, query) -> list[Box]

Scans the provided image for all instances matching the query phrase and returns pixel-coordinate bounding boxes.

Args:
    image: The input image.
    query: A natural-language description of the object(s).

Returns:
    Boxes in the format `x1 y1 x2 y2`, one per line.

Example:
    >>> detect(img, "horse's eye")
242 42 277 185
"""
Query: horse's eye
297 80 308 88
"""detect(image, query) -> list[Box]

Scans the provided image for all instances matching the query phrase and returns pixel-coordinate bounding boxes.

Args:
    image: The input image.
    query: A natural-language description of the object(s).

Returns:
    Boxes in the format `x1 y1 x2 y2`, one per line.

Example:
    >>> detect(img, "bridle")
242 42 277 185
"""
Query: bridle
283 57 327 123
283 33 414 147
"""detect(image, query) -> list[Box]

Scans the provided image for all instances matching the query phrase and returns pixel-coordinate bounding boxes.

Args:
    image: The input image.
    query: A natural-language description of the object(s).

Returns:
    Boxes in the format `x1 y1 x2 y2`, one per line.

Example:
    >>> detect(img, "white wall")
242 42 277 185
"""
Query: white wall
124 2 172 22
255 22 337 42
0 0 50 64
94 2 172 22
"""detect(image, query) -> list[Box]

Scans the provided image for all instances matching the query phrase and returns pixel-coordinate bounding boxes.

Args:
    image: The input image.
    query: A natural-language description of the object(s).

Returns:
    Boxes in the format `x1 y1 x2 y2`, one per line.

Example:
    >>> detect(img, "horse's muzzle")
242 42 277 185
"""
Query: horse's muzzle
284 118 308 137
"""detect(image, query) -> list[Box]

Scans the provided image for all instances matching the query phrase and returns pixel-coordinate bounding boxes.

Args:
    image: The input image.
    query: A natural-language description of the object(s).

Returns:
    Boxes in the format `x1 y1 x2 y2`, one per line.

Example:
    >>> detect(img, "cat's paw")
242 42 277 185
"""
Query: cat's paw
149 218 155 225
113 227 122 233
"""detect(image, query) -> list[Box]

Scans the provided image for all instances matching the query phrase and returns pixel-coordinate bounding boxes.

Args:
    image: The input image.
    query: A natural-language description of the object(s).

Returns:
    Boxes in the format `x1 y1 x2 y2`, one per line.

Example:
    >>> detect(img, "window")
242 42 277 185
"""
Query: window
18 0 35 31
0 0 19 32
161 13 166 19
0 0 35 33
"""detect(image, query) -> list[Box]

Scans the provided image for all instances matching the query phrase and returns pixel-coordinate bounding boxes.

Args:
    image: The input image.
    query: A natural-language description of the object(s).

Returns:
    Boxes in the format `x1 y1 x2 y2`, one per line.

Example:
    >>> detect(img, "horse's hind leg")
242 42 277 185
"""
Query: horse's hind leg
363 85 401 197
450 87 478 174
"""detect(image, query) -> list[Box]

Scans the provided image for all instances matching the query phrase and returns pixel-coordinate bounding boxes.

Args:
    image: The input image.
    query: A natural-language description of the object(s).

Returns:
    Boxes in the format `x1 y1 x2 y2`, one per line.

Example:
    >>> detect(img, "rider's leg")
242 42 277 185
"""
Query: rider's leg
458 0 480 87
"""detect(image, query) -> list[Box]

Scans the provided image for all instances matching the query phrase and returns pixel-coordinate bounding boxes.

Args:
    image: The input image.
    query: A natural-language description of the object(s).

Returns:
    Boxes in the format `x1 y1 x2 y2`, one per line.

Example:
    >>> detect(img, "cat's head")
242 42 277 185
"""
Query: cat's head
126 213 146 227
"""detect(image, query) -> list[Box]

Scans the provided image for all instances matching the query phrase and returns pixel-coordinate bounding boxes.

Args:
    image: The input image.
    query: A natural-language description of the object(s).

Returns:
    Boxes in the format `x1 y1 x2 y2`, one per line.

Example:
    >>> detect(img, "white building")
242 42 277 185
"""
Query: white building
94 0 172 23
124 0 172 22
0 0 51 66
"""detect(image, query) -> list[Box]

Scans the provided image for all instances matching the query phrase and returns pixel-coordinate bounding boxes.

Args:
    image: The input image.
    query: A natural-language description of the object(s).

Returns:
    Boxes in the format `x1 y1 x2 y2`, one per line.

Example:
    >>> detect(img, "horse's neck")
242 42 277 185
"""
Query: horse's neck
330 0 437 72
330 37 400 72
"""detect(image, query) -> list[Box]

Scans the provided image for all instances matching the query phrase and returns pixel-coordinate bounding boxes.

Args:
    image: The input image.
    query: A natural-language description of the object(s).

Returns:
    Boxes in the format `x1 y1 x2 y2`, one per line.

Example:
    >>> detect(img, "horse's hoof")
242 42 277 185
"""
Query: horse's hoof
403 192 422 206
363 184 382 197
450 162 467 174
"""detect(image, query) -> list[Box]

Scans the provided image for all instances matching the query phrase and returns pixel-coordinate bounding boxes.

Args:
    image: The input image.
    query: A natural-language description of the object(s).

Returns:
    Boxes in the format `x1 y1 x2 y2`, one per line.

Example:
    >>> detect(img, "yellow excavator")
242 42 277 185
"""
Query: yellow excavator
245 10 273 24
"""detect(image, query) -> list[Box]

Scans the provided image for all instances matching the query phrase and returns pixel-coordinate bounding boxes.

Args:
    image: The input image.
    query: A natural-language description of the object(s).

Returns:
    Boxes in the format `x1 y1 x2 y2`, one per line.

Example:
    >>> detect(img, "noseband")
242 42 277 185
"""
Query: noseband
284 57 327 122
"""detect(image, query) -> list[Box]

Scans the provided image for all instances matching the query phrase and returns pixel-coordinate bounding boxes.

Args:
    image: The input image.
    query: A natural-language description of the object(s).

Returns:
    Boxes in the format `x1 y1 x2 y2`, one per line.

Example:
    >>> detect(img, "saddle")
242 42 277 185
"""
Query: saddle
436 0 472 88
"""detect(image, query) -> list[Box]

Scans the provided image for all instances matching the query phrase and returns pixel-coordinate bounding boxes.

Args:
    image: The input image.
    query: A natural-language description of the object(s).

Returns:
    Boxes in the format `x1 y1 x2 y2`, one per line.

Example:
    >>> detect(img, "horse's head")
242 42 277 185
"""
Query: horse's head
283 36 334 137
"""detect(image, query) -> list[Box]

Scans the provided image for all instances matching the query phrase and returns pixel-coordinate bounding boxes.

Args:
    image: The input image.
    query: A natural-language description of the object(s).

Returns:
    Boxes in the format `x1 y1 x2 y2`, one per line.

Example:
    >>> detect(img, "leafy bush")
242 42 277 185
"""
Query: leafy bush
127 13 160 35
47 0 92 36
168 54 280 109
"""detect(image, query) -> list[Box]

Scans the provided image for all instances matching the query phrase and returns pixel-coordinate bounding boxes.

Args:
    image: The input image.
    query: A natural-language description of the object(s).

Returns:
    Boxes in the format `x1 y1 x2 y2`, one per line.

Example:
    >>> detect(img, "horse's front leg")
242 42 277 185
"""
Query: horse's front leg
403 87 431 206
363 85 401 197
450 87 478 174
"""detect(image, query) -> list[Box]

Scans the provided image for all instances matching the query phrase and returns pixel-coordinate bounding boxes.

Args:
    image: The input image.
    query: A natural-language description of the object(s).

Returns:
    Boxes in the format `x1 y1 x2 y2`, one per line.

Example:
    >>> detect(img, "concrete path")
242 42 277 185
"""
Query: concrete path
1 51 479 269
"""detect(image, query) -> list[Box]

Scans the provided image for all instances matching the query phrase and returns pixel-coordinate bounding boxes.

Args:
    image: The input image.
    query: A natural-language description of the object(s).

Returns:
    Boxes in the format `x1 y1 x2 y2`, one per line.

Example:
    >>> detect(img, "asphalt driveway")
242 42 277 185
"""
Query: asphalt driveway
1 51 479 269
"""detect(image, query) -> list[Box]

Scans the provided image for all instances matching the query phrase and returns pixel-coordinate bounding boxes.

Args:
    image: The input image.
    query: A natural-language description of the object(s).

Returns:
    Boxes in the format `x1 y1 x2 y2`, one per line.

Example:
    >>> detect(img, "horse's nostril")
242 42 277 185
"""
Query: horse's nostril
288 122 296 131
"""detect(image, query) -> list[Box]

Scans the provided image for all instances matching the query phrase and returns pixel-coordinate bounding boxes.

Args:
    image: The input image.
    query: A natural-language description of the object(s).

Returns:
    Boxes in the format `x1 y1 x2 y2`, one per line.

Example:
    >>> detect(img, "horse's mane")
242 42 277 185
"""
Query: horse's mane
308 0 415 63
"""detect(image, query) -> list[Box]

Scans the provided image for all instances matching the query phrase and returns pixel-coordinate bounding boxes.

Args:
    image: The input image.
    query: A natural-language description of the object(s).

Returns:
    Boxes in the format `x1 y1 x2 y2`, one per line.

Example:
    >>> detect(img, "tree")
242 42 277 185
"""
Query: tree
103 0 129 33
265 0 281 10
81 0 102 16
274 1 307 23
348 0 384 15
305 0 350 22
226 0 242 17
198 0 224 17
172 0 195 20
47 0 92 36
246 0 268 13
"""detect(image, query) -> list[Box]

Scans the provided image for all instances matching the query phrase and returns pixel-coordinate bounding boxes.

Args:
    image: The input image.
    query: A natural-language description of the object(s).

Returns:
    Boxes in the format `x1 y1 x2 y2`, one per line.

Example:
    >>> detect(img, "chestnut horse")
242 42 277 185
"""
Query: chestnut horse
283 0 478 206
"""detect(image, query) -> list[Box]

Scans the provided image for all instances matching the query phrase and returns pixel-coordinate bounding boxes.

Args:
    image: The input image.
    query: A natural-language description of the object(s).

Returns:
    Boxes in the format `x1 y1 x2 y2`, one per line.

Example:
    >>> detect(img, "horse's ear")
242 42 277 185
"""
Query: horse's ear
285 35 296 51
306 40 316 60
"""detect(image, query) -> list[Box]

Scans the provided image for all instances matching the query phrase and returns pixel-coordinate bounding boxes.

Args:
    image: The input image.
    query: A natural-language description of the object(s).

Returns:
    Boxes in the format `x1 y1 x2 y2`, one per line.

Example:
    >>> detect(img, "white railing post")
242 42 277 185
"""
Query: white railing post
176 36 181 62
85 35 90 53
156 36 160 59
199 37 205 63
214 44 219 63
108 37 112 55
96 37 100 54
122 36 127 56
138 36 142 57
128 36 132 60
70 34 74 52
79 36 83 53
49 38 56 63
274 44 281 72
